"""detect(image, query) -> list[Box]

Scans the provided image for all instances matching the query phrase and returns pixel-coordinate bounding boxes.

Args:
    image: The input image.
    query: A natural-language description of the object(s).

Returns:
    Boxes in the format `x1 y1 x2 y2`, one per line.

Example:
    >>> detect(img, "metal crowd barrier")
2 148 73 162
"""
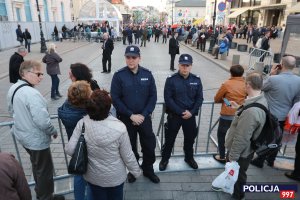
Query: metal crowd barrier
248 48 274 75
0 101 295 195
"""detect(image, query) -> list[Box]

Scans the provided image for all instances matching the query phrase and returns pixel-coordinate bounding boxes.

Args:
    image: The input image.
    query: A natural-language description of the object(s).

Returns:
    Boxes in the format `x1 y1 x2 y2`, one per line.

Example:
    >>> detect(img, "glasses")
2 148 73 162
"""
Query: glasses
126 56 138 60
28 71 44 77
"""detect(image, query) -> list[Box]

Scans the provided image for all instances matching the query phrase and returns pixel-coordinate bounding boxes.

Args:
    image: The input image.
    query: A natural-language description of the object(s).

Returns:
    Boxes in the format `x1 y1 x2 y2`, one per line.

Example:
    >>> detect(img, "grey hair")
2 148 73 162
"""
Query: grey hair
17 47 27 54
246 72 263 90
282 56 296 70
19 60 42 77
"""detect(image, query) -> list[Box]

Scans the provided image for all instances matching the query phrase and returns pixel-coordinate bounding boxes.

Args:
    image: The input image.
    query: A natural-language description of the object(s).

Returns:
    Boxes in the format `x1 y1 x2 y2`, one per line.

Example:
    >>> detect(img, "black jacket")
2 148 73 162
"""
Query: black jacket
102 38 114 57
9 53 24 83
23 31 31 41
169 37 179 55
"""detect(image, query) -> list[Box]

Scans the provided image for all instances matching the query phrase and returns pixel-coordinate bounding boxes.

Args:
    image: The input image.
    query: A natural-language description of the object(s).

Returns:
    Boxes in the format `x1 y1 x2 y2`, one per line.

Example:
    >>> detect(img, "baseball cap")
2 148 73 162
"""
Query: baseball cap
179 54 193 65
124 45 140 57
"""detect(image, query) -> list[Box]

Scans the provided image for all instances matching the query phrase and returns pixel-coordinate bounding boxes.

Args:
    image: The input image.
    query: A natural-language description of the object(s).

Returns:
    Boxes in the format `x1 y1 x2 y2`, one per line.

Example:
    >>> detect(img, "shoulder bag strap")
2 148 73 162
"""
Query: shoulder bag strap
81 122 85 135
11 84 29 105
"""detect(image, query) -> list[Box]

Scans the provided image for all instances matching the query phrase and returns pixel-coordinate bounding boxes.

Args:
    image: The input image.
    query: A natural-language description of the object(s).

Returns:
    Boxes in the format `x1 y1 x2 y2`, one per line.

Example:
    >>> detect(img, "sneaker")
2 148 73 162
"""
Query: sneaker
127 172 136 183
285 172 300 182
184 158 198 169
143 172 160 183
53 194 65 200
250 158 264 168
159 159 169 171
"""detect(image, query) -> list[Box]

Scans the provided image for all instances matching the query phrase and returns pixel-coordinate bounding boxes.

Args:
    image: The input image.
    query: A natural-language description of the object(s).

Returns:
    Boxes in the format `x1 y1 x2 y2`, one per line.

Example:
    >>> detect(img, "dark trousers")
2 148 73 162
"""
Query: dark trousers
154 35 159 42
253 121 285 165
25 148 54 200
247 35 252 43
162 35 167 43
102 55 111 72
88 182 124 200
200 42 206 52
293 132 300 176
122 36 126 45
161 114 198 161
170 54 176 70
25 40 31 52
128 36 133 45
120 115 156 173
50 74 60 98
217 118 232 159
134 36 140 44
232 153 254 199
140 39 146 47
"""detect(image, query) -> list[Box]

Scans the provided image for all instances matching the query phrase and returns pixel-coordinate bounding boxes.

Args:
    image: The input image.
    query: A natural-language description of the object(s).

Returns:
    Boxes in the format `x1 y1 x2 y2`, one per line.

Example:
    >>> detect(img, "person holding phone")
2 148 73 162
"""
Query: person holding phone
213 65 246 163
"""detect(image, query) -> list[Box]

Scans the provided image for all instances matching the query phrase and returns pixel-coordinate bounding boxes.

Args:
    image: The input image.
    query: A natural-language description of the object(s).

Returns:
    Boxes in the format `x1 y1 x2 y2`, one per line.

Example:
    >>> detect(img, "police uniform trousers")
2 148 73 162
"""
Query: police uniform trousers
119 115 156 173
162 114 198 161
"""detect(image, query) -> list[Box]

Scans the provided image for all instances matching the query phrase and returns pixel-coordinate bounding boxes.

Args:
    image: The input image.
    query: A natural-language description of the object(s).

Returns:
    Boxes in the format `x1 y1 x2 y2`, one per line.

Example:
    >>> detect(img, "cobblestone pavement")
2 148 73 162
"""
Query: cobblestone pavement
0 38 298 200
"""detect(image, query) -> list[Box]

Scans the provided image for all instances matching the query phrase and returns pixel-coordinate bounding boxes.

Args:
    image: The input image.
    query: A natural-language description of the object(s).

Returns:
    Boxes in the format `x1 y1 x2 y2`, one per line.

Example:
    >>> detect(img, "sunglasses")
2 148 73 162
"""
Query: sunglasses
28 71 44 77
126 56 138 60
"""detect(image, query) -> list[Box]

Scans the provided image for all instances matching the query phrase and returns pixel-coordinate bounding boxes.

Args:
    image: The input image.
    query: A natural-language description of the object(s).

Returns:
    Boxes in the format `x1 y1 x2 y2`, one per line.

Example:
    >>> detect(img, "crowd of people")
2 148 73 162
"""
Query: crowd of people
4 21 300 200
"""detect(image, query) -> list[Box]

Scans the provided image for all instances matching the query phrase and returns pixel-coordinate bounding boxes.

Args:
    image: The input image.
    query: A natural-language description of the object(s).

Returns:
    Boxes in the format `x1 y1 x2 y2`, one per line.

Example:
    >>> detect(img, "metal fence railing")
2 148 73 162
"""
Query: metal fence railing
0 101 296 195
248 48 274 75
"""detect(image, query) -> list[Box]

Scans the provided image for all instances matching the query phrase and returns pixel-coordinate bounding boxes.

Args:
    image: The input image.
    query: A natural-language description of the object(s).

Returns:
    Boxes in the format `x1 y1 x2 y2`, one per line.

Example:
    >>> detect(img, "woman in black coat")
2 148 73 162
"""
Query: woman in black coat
169 32 180 71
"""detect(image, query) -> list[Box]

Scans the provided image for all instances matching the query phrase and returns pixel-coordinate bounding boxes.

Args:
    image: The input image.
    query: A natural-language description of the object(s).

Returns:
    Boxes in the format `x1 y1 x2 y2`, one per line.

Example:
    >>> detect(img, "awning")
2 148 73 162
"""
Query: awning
287 3 300 13
254 3 287 10
227 7 251 18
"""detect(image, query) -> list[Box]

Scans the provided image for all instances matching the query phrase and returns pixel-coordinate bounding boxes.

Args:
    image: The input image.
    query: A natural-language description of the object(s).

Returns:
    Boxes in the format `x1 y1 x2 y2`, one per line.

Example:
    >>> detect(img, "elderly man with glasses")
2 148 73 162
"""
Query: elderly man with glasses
111 45 159 184
7 60 64 200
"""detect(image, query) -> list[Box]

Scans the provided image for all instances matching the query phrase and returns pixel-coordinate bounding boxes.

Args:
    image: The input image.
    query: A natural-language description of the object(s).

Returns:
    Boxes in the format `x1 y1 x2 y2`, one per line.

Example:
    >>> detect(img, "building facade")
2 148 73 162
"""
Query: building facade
206 0 300 27
0 0 72 22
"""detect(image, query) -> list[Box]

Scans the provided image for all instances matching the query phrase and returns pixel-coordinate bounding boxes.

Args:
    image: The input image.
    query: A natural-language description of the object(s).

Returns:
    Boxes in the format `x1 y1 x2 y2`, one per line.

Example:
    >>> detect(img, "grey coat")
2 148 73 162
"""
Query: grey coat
42 52 62 75
225 94 268 161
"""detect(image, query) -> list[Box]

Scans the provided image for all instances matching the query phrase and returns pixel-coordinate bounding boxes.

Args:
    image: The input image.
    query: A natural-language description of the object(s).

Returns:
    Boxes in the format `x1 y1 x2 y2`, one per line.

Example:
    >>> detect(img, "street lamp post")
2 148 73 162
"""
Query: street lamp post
212 0 217 34
36 0 47 53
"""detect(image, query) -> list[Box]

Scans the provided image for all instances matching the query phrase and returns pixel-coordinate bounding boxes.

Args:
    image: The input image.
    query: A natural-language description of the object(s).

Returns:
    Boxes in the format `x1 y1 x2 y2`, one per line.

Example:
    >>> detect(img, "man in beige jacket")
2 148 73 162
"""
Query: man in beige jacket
215 73 268 200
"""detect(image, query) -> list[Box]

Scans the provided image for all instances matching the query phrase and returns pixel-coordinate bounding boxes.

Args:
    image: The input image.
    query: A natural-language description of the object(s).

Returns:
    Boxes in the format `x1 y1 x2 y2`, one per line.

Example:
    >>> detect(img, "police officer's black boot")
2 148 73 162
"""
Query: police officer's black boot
159 159 169 171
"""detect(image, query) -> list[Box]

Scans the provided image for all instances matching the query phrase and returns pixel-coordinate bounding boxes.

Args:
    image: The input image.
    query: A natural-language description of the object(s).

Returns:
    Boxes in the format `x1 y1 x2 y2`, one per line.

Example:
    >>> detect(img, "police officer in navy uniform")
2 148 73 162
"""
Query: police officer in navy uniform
110 45 160 183
159 54 203 171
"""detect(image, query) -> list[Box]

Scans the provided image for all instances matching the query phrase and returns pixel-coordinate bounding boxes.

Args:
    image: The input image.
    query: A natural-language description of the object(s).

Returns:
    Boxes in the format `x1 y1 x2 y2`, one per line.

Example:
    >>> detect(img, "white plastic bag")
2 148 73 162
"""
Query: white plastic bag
212 161 240 194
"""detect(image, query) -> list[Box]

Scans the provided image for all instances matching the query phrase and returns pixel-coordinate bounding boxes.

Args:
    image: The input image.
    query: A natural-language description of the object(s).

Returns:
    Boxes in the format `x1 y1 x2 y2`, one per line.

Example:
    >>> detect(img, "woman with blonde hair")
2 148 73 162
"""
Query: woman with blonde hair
58 80 93 200
42 43 63 100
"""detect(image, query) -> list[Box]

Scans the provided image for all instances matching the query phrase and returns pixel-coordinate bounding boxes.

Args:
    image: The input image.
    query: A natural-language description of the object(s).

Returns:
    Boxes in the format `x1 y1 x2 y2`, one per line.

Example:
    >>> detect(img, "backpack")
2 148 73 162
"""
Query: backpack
237 103 282 156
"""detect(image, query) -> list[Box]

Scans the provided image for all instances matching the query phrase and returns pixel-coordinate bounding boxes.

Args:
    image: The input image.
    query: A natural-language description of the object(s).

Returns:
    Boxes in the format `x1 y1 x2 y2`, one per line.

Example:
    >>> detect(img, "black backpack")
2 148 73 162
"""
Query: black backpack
237 103 282 156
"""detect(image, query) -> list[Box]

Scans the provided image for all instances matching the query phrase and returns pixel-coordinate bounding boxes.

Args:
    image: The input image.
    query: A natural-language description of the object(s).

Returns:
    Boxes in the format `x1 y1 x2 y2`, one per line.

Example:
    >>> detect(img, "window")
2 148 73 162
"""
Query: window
254 0 261 6
44 0 49 21
25 0 32 21
16 8 21 21
61 2 65 22
0 0 7 21
242 0 251 7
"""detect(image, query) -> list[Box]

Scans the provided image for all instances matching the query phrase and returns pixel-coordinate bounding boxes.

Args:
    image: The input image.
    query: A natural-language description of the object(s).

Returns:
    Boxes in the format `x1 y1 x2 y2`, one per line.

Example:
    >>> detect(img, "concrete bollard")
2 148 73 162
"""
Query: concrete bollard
232 54 240 65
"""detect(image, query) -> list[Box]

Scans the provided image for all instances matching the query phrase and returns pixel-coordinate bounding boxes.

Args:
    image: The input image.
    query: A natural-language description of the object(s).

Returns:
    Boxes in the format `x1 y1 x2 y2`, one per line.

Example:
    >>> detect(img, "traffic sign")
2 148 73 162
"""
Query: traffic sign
218 2 226 12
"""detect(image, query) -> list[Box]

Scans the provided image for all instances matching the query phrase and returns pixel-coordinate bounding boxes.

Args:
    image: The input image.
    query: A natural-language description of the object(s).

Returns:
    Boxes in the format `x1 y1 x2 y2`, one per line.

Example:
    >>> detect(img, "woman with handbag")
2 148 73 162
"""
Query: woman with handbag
42 43 63 100
58 81 93 200
65 89 141 200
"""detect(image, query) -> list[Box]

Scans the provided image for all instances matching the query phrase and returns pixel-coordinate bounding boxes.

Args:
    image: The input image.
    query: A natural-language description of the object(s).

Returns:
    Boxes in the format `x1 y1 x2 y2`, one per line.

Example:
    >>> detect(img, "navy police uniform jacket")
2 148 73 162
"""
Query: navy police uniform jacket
164 72 203 116
111 66 157 117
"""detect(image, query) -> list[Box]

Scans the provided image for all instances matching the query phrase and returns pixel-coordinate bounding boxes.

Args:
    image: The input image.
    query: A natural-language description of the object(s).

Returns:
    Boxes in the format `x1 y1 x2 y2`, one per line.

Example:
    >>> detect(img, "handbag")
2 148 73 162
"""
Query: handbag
68 122 88 175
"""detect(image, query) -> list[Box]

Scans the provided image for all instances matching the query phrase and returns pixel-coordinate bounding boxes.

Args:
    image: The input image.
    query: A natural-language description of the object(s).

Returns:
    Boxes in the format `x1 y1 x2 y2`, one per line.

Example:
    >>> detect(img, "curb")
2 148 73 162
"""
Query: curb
181 42 230 72
0 42 91 80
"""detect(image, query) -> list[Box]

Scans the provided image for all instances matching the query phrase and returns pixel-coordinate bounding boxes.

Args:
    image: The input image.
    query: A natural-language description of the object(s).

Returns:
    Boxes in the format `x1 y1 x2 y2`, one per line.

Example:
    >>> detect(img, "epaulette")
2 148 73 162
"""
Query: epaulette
190 73 201 79
140 66 151 72
167 73 177 78
115 67 127 73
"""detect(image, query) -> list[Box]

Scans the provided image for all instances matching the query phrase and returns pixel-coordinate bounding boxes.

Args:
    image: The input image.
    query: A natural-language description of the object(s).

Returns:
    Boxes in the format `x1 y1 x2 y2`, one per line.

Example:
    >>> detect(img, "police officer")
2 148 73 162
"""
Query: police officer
110 45 159 183
159 54 203 171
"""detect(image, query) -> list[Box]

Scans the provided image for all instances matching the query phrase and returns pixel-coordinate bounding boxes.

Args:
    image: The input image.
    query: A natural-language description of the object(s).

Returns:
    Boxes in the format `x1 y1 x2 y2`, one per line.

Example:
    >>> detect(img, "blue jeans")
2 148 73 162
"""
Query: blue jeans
88 182 124 200
74 175 93 200
50 74 60 98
